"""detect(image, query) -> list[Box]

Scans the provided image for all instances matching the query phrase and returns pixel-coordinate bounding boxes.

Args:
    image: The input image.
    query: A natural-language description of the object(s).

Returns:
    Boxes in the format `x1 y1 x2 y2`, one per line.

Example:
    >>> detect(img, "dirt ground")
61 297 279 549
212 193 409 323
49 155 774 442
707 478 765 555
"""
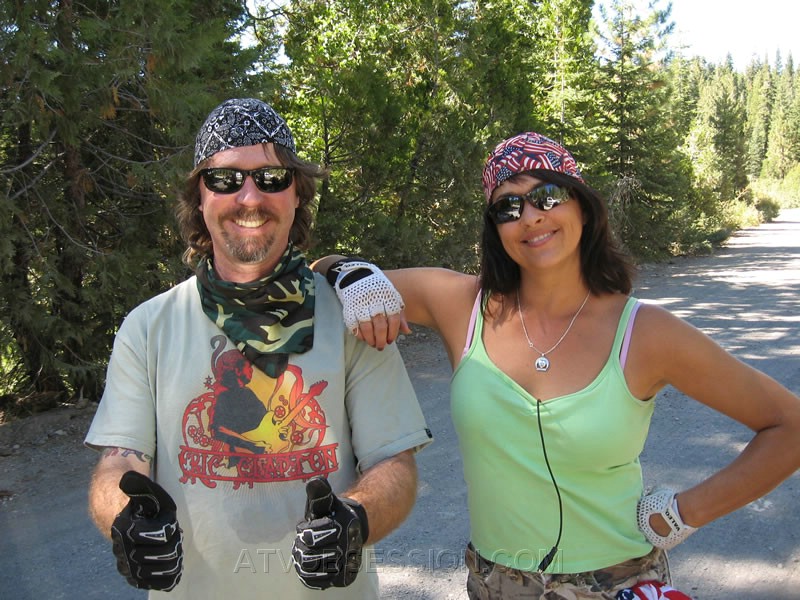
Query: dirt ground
0 401 99 504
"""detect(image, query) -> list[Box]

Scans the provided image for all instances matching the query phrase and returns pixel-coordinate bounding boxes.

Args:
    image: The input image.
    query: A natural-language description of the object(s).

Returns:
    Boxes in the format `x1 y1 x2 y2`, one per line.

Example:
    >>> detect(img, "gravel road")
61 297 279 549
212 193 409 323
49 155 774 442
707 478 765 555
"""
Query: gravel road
1 209 798 599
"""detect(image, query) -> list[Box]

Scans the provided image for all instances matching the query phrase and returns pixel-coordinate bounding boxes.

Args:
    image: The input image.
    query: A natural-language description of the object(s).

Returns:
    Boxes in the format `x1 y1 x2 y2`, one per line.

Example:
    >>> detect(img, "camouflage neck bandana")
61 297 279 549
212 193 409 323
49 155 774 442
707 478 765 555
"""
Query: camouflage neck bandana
195 244 315 378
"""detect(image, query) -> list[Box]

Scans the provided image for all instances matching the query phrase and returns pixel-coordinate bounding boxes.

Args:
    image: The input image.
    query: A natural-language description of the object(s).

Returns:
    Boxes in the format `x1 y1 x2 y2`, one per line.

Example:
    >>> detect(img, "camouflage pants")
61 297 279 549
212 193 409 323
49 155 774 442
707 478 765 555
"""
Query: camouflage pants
465 543 672 600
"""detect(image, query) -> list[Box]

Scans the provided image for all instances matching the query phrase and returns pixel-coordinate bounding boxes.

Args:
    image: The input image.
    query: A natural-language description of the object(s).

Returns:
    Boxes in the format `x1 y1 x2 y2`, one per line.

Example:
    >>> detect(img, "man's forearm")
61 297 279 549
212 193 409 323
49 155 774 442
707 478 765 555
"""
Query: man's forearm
88 448 151 539
344 450 418 544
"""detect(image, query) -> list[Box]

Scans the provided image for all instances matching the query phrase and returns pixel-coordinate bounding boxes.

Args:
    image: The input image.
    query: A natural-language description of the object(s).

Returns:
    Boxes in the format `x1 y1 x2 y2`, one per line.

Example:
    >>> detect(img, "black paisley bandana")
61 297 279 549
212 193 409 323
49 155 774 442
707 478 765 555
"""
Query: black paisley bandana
195 244 315 378
194 98 296 167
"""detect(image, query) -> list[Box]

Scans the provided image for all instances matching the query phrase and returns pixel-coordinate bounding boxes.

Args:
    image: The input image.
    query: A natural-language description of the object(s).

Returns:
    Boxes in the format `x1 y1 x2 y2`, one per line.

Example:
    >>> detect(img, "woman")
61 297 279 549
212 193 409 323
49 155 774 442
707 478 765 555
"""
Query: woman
318 132 800 599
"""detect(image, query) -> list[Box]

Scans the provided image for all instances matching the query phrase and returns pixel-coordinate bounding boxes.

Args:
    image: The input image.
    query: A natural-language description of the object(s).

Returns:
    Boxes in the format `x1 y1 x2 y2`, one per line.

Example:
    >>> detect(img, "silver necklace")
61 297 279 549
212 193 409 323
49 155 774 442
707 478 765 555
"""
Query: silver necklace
517 291 591 372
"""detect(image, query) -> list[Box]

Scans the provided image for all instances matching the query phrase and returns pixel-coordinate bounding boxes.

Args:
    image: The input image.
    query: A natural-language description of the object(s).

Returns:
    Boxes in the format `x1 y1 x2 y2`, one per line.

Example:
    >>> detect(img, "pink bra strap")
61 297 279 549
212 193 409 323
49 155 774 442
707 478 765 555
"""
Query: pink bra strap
620 301 641 370
462 291 483 359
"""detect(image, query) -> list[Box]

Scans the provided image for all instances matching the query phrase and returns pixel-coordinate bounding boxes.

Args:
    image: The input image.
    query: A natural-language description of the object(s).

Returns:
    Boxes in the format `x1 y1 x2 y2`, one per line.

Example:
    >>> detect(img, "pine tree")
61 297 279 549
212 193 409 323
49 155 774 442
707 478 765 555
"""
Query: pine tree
530 0 599 164
788 63 800 165
277 0 495 268
592 0 694 257
0 0 259 406
762 53 794 178
744 59 774 179
686 61 748 207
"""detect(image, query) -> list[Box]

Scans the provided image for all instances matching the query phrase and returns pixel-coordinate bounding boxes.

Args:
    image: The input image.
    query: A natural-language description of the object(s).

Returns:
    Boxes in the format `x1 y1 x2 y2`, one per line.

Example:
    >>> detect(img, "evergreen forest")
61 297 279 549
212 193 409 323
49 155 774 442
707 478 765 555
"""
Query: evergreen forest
2 0 799 413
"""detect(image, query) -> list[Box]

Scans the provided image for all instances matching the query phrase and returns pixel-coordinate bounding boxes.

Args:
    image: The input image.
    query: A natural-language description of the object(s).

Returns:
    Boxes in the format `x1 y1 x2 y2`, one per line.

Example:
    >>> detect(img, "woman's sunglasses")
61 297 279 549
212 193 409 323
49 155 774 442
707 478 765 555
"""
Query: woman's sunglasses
486 184 572 224
200 167 294 194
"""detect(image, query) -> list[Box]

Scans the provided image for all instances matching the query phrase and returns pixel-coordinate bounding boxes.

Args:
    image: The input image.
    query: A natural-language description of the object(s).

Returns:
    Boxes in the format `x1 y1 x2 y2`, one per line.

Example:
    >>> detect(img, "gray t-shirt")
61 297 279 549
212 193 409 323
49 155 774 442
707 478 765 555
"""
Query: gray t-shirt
86 273 431 599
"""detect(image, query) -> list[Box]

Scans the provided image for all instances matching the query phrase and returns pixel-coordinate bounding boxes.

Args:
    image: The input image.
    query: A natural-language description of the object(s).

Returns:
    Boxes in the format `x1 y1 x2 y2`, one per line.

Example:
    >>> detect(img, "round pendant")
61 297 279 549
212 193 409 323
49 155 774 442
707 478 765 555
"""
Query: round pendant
534 355 550 372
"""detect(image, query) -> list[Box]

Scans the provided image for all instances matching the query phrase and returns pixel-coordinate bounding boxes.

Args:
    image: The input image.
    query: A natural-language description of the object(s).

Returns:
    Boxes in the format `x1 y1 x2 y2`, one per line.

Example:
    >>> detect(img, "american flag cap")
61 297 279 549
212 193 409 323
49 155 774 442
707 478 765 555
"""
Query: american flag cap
482 132 583 202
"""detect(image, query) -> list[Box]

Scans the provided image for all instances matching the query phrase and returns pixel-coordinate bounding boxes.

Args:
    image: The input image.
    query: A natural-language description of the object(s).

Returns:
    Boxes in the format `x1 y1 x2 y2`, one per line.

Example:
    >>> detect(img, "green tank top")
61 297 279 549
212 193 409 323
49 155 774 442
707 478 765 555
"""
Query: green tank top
451 296 654 574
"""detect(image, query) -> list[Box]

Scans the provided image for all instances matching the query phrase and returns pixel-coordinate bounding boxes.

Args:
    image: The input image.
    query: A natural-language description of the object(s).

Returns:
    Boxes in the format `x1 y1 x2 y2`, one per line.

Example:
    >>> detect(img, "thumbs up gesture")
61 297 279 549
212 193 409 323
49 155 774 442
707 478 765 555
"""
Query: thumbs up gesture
110 471 183 591
292 476 370 589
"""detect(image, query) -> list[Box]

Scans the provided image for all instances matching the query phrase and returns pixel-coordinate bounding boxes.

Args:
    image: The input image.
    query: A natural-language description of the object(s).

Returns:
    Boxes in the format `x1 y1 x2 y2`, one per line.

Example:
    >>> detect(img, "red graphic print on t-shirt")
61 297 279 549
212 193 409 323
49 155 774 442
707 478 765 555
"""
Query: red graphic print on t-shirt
178 335 337 488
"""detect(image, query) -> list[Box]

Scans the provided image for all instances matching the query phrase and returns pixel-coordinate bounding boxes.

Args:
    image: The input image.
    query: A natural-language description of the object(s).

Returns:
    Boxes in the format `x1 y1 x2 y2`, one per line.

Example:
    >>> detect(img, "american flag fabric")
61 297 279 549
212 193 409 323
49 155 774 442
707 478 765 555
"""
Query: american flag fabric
616 580 694 600
482 132 583 201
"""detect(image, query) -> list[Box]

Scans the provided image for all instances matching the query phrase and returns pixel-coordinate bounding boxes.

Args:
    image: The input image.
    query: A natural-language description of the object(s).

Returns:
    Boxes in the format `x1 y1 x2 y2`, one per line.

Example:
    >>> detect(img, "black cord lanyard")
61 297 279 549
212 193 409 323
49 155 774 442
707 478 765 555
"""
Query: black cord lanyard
536 399 563 572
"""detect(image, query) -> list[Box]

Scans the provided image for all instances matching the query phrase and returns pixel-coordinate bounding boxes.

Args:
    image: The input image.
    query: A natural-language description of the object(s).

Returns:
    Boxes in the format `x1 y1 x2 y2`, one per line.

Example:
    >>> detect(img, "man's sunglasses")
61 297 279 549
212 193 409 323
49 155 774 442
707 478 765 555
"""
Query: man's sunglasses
200 167 294 194
486 184 572 224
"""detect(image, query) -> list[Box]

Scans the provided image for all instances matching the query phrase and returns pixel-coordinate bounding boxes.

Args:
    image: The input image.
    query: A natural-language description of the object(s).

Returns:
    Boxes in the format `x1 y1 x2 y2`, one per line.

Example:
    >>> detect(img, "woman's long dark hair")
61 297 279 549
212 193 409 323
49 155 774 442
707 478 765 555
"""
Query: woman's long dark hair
175 144 328 269
479 169 634 305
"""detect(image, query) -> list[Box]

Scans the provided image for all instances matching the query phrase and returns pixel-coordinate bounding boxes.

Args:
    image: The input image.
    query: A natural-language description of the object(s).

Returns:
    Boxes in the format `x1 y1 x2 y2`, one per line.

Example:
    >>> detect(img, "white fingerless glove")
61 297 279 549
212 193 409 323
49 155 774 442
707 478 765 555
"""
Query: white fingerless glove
637 487 697 550
327 260 404 333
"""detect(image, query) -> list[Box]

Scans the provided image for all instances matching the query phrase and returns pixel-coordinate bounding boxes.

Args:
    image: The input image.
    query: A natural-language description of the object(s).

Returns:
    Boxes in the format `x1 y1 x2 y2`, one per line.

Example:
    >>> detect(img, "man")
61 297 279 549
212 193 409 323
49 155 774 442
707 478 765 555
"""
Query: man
86 98 432 599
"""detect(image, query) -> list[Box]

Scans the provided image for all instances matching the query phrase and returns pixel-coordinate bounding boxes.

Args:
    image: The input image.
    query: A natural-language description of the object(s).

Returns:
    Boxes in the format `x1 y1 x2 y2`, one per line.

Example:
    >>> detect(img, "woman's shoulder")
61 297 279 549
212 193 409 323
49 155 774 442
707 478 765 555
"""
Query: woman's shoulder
623 299 702 363
628 299 683 329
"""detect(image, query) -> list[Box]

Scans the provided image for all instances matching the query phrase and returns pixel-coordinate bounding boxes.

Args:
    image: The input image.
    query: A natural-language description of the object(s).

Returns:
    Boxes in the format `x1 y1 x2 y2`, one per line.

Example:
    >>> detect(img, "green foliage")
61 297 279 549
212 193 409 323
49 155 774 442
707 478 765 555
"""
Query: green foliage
278 0 494 269
717 197 761 230
591 1 709 255
593 1 680 185
0 0 258 406
755 197 782 222
752 165 800 208
744 61 773 179
783 163 800 206
762 61 796 178
685 62 749 224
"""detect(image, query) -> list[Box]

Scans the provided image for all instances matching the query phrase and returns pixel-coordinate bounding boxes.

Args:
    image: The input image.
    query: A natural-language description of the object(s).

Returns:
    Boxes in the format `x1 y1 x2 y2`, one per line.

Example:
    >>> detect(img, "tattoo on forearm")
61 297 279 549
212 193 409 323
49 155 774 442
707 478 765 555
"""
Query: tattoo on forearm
102 447 152 463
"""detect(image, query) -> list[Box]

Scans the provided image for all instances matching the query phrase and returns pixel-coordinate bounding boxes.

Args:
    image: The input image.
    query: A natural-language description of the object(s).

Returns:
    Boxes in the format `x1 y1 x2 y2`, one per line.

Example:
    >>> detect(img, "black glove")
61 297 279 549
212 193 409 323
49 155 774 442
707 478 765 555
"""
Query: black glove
292 476 369 590
110 471 184 591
